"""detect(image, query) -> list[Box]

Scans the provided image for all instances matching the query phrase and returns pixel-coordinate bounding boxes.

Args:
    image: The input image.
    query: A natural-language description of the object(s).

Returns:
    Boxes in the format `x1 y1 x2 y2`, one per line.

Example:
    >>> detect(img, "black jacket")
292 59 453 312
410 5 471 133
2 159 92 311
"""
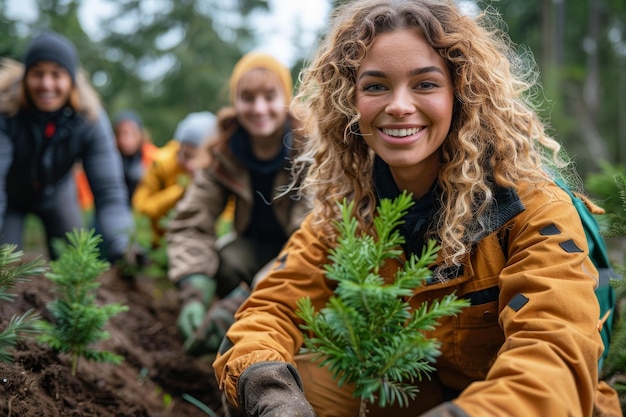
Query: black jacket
0 58 132 259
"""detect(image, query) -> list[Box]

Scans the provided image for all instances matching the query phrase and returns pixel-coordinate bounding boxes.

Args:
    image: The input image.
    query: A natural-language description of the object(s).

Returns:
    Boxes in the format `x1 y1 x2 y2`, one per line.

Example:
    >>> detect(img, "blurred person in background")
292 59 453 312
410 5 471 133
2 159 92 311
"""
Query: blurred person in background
76 109 158 212
132 111 220 248
0 29 133 263
166 52 310 355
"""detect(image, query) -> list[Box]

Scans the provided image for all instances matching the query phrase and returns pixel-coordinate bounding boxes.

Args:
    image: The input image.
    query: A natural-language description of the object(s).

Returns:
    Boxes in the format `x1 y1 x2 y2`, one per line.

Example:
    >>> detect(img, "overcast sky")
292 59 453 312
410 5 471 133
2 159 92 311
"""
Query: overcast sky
5 0 331 66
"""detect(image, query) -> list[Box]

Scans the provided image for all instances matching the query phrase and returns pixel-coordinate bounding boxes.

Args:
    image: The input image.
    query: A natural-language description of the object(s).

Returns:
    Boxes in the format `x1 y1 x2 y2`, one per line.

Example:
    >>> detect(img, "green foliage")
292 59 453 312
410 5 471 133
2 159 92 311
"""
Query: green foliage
603 174 626 240
586 162 626 226
492 0 626 176
0 244 45 363
296 193 470 410
601 174 626 412
37 229 129 376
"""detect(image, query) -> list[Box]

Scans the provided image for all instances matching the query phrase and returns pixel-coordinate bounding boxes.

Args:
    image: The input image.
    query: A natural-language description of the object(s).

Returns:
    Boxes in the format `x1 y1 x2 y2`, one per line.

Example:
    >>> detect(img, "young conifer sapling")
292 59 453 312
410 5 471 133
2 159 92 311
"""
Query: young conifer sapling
0 244 45 363
37 229 129 375
296 192 470 415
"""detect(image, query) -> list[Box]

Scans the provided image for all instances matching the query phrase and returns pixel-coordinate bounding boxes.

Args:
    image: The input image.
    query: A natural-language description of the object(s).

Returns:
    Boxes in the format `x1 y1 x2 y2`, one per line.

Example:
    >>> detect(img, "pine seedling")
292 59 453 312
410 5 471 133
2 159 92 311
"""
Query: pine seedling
296 192 470 415
37 229 129 376
0 244 45 362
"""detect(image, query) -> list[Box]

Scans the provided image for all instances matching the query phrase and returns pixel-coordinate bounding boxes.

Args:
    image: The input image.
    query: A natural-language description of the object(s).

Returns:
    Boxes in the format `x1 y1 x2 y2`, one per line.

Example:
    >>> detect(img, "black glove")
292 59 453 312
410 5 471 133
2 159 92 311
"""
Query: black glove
238 361 316 417
112 244 149 279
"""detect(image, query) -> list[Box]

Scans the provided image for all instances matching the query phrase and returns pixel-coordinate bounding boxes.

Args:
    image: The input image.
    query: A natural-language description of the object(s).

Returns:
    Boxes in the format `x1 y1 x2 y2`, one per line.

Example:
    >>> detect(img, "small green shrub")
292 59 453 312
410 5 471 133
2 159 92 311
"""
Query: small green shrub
586 162 626 232
0 244 45 362
601 174 626 411
37 229 129 375
296 192 469 415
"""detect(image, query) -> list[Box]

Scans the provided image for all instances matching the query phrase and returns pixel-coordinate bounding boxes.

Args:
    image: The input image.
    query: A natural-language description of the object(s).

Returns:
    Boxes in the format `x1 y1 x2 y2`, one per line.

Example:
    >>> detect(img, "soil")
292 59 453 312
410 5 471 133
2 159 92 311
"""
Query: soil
0 257 225 417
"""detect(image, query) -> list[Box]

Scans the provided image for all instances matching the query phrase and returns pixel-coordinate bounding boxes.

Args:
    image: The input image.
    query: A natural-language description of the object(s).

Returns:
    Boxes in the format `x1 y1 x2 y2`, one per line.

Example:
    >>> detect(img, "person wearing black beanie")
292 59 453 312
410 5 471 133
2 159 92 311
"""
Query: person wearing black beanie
0 30 136 273
23 30 79 83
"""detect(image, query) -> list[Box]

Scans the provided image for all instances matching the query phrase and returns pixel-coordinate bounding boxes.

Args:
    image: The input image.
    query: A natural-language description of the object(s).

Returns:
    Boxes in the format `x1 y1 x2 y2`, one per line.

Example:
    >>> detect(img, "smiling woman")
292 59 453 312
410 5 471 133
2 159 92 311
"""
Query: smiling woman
23 62 73 112
0 30 134 266
211 1 622 416
355 29 455 200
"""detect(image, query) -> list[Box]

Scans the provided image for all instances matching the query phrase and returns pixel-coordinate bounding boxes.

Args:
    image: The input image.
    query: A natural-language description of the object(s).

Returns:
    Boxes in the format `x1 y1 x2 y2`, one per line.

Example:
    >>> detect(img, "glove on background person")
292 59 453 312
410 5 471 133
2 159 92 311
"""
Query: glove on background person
183 282 251 355
176 273 216 340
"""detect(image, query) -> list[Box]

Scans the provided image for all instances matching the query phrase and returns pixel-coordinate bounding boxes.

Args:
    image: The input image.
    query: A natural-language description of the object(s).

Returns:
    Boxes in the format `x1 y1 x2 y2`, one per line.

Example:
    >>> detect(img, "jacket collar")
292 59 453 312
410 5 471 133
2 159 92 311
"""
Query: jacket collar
372 156 525 246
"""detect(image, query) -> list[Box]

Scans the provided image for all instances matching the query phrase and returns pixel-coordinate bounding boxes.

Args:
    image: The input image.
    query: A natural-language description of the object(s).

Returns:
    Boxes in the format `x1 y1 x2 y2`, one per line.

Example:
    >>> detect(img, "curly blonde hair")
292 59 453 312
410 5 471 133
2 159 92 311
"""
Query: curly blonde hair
291 0 569 268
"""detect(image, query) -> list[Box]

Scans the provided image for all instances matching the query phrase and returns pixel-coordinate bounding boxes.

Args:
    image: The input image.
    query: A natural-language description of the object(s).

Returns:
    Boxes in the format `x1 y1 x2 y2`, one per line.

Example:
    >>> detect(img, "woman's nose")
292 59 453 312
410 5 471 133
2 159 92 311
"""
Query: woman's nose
385 88 415 118
252 97 269 113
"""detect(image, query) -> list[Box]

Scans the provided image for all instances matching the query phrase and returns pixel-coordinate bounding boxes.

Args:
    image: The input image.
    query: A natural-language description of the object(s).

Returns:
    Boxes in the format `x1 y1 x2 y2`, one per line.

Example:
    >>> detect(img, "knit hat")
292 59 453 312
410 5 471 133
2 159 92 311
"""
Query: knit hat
174 111 218 147
113 110 144 129
23 30 79 82
228 52 292 104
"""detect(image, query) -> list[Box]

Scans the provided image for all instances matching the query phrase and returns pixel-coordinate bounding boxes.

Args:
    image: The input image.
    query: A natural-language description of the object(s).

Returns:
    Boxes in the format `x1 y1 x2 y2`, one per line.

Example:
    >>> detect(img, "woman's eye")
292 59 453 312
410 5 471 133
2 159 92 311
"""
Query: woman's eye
416 81 442 90
362 83 386 92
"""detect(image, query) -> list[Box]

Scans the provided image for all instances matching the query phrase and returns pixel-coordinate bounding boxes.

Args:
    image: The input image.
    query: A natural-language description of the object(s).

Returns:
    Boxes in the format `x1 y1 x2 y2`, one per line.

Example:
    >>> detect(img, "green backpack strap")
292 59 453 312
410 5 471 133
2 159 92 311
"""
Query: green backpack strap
554 178 617 370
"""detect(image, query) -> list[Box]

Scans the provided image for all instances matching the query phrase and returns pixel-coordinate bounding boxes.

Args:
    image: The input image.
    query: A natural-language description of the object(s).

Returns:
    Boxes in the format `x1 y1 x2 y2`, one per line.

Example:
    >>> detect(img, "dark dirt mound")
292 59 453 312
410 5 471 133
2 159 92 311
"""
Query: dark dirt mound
0 260 224 417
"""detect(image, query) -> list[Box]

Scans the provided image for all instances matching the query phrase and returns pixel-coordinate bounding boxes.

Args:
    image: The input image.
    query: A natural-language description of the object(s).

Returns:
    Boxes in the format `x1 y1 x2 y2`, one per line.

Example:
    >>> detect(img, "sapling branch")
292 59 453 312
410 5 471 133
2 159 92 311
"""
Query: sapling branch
0 244 45 363
296 192 470 414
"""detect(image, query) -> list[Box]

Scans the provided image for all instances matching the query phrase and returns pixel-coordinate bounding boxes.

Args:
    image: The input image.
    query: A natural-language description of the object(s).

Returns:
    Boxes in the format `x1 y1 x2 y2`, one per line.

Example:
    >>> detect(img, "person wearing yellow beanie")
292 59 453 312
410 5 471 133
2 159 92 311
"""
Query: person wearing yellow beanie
228 52 293 104
166 52 310 356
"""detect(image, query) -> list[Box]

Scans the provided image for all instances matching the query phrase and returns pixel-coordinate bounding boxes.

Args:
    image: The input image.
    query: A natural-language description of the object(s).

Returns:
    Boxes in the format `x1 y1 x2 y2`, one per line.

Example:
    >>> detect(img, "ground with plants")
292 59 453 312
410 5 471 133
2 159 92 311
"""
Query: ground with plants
2 173 626 417
0 257 224 417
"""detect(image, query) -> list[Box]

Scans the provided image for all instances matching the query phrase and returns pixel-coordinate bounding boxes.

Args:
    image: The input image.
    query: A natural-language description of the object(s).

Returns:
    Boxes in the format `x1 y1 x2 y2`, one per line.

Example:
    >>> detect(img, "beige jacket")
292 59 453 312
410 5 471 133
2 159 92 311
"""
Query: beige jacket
166 132 310 283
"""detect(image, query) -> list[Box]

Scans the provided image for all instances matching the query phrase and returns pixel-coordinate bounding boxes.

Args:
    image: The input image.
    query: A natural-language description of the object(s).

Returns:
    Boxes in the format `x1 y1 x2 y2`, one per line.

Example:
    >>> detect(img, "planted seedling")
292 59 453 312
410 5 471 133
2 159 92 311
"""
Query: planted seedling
296 192 470 416
0 244 45 363
37 229 129 375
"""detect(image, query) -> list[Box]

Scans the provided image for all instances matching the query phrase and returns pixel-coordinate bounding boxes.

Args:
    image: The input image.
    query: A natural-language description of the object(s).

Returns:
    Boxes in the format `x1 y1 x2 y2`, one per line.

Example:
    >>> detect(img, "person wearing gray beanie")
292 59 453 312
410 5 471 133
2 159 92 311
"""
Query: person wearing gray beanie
132 111 218 246
174 111 217 147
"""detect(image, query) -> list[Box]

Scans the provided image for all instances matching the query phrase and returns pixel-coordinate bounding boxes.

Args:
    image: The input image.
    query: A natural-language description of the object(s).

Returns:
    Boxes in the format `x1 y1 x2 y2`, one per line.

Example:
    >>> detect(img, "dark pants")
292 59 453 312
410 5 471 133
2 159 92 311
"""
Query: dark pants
1 180 83 260
214 236 283 298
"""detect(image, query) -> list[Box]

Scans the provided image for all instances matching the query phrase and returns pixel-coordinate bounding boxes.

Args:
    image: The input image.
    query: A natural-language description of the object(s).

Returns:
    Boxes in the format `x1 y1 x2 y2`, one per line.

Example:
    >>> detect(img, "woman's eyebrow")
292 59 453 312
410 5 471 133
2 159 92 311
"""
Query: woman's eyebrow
357 70 385 81
358 66 445 81
409 66 445 76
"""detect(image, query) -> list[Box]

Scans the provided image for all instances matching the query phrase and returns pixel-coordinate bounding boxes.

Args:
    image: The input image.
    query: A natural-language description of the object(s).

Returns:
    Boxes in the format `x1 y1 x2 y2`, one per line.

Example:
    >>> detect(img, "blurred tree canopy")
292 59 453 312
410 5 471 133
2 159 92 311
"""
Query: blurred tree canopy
489 0 626 177
1 0 280 144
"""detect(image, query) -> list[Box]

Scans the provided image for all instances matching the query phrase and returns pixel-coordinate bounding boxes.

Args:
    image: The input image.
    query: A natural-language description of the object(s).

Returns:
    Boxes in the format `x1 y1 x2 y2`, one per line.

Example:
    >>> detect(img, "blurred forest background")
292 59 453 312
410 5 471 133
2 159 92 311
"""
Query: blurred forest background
2 0 626 242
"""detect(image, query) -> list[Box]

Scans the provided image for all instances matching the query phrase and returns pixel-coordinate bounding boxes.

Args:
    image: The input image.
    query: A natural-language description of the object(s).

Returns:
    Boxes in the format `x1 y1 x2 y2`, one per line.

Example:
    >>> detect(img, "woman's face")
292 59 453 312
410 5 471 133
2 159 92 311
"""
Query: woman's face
115 120 144 156
355 28 454 192
234 69 288 141
24 61 73 113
